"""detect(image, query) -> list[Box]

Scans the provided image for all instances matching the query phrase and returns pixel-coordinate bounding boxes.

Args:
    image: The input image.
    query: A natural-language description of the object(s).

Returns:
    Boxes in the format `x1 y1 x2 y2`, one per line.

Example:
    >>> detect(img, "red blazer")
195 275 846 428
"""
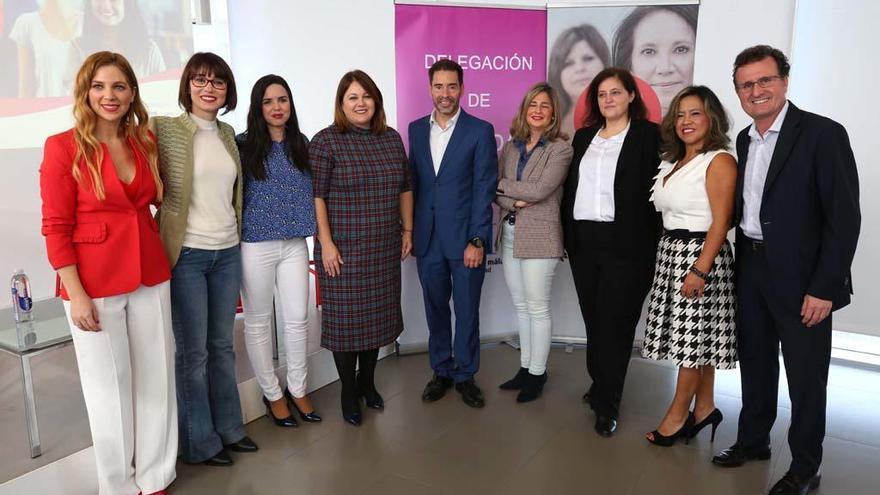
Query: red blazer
40 129 171 300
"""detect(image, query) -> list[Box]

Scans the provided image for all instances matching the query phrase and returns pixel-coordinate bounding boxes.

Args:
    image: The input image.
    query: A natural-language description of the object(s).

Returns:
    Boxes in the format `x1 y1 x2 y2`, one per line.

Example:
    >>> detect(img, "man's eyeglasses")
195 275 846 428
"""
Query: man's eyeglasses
735 75 784 93
191 75 227 90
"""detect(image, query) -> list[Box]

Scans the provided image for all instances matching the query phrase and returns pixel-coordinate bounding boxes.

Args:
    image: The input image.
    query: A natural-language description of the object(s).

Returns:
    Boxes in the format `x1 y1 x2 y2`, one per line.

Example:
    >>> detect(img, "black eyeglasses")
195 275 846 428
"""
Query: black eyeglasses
191 75 227 90
735 75 784 93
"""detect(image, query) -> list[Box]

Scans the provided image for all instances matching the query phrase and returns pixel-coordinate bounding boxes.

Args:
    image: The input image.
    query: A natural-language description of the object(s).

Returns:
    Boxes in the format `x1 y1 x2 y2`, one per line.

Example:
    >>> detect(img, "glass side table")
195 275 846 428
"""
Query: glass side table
0 316 73 458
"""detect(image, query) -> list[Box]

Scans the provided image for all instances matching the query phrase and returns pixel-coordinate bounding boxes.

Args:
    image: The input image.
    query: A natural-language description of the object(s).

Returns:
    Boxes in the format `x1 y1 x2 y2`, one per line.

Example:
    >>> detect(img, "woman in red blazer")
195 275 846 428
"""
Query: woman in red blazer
39 51 176 495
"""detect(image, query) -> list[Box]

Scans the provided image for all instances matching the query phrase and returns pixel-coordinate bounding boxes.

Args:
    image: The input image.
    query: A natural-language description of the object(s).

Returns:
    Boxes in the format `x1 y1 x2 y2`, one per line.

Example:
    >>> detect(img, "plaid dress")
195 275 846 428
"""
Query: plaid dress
310 125 411 352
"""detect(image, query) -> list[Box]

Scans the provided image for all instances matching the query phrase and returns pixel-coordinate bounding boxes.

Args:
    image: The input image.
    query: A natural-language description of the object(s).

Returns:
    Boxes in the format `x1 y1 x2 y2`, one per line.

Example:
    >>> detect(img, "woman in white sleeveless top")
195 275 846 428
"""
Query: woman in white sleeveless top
642 86 738 446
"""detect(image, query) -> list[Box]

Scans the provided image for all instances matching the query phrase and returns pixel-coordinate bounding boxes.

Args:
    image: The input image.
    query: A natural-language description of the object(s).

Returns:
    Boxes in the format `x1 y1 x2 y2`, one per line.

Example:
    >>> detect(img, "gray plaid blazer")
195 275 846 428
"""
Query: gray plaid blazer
494 139 573 258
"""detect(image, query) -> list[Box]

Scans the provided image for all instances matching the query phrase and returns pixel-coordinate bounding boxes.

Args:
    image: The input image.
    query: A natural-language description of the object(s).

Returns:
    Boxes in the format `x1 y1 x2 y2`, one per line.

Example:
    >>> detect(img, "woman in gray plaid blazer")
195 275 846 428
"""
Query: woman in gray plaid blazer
495 83 573 403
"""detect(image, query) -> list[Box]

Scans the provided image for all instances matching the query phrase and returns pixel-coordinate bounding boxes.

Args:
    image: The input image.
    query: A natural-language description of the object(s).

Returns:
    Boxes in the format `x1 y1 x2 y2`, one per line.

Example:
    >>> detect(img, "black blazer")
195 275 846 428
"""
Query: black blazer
561 118 661 261
734 102 860 311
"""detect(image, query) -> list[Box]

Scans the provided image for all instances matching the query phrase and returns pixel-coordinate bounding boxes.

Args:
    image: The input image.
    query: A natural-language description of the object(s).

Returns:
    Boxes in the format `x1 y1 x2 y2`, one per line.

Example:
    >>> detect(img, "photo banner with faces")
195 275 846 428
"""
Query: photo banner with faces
0 0 194 149
547 4 700 139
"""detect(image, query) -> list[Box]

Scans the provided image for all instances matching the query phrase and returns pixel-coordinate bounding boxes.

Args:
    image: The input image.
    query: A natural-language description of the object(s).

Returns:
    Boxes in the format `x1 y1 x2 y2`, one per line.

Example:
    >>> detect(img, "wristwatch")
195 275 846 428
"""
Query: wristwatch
468 237 484 249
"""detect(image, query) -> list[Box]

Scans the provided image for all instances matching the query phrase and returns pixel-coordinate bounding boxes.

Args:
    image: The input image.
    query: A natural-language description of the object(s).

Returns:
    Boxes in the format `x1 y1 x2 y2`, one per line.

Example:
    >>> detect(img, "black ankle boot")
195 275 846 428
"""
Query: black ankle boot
516 372 547 403
499 367 529 390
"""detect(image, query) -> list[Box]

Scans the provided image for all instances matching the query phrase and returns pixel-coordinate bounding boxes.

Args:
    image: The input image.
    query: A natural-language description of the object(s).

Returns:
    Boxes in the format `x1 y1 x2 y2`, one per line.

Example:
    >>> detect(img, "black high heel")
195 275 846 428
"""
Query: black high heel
688 408 723 442
357 373 384 410
284 389 323 423
340 383 362 427
359 388 384 410
262 396 298 427
647 412 695 447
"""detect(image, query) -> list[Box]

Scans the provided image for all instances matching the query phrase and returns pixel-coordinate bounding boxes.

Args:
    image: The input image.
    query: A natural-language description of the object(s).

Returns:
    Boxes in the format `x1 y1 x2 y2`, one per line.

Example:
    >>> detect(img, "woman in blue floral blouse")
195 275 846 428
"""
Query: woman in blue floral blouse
236 74 321 428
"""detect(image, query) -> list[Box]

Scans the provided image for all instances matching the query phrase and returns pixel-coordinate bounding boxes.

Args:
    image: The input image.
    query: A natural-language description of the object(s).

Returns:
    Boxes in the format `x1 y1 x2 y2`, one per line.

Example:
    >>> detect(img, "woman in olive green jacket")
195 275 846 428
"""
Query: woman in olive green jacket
153 52 256 466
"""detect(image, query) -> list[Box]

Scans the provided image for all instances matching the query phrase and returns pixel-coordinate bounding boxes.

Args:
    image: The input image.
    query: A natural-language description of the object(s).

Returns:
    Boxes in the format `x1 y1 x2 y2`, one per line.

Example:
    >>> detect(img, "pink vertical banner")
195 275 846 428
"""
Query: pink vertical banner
394 4 547 152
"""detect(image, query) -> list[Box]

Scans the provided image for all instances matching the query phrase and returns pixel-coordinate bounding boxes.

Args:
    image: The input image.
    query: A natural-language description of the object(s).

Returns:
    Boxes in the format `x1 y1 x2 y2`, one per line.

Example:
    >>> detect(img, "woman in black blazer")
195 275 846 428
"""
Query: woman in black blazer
561 67 661 437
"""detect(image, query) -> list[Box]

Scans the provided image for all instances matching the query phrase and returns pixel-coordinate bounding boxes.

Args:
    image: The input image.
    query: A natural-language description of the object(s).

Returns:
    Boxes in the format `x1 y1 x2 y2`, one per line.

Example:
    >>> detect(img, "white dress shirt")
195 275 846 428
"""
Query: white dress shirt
573 123 630 221
740 101 790 240
429 107 461 175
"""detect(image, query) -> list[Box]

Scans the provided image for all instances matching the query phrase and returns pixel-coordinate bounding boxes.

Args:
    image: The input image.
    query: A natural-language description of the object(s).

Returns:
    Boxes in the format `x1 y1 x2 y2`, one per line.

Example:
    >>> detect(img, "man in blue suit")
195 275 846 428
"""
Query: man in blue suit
408 59 497 408
711 46 860 495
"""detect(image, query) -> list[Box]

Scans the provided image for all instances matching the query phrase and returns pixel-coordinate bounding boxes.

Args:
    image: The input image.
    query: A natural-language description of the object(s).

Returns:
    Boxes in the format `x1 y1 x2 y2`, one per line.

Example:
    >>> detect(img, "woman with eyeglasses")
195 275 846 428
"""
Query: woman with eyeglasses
153 52 258 467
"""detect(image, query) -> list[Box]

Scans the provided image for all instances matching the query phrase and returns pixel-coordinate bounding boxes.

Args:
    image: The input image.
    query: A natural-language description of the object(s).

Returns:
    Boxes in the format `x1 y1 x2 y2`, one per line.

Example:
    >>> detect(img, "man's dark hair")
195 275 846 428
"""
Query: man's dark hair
733 45 791 83
428 59 463 85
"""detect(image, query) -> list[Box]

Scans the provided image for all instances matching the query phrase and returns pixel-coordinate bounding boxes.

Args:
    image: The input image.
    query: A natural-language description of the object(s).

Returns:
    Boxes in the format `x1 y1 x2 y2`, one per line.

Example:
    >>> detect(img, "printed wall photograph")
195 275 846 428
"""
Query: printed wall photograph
547 4 699 137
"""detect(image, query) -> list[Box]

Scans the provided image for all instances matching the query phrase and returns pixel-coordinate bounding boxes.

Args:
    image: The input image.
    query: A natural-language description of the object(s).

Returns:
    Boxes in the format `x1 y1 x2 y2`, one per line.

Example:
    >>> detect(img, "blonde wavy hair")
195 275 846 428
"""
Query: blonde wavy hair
509 83 567 143
72 51 162 201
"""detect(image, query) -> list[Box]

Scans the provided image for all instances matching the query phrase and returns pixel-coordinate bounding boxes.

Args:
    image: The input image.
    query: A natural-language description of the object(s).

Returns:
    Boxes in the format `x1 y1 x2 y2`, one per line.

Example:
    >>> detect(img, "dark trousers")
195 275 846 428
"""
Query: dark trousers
736 234 831 478
569 220 654 418
416 232 486 383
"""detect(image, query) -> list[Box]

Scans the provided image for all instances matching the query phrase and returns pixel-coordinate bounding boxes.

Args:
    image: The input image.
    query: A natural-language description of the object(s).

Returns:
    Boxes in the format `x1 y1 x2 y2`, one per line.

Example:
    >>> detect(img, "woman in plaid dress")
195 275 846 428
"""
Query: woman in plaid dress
310 70 414 426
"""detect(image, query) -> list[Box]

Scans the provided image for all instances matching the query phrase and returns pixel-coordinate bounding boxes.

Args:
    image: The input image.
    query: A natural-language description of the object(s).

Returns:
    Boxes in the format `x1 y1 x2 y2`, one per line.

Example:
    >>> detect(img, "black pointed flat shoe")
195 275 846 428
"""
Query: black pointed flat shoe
201 449 233 466
224 436 259 453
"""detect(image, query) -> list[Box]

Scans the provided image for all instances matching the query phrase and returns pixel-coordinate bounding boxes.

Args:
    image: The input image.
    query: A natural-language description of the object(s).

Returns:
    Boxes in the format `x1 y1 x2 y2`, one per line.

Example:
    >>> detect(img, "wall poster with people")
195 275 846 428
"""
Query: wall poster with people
0 0 194 148
547 3 700 139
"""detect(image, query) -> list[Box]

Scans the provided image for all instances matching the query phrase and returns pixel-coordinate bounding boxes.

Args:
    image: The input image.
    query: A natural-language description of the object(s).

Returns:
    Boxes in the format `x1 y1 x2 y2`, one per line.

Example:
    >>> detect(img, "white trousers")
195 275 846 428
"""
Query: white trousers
500 222 559 375
240 238 310 399
64 282 177 495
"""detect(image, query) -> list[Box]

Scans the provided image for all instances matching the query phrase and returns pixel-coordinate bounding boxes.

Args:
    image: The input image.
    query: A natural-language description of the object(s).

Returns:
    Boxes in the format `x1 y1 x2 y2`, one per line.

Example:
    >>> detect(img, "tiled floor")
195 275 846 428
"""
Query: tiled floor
159 344 880 495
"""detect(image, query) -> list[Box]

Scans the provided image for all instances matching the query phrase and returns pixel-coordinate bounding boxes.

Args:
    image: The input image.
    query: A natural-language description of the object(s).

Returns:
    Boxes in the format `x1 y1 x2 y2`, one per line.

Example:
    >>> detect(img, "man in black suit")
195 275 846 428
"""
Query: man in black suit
712 45 860 495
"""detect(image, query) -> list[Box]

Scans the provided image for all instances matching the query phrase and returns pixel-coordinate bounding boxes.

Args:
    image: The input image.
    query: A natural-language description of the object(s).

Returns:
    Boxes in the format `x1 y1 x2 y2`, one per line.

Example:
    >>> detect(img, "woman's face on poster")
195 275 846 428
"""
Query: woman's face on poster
630 10 695 115
560 40 605 105
91 0 126 27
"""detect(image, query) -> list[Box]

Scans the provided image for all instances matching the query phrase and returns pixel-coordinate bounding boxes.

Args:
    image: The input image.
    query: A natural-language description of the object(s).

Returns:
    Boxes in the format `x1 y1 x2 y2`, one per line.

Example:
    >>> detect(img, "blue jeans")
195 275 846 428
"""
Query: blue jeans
170 245 245 463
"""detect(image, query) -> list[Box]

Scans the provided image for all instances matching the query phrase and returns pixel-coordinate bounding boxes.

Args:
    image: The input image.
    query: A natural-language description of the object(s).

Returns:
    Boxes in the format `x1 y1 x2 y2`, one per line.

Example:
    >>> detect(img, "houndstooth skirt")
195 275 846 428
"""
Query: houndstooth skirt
642 233 737 369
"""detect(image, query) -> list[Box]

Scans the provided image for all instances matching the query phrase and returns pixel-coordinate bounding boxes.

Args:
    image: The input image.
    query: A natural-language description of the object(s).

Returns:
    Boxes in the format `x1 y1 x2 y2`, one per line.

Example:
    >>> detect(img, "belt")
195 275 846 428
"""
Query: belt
663 229 707 240
743 237 765 251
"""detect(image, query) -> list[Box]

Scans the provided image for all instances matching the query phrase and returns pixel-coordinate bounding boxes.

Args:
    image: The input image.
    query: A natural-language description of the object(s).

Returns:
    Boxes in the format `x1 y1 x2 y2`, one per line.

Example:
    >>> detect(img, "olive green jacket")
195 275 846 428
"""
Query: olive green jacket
152 112 242 268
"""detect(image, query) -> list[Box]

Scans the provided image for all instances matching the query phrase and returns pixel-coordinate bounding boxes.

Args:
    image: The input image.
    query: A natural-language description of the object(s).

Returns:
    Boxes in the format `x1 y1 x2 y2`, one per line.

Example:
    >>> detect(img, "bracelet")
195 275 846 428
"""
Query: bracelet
689 265 709 281
402 229 412 233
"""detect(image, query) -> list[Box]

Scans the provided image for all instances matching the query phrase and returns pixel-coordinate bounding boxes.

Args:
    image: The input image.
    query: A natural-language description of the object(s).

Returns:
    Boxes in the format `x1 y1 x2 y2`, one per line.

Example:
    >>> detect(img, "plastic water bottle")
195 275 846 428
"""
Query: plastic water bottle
11 269 36 347
11 269 34 322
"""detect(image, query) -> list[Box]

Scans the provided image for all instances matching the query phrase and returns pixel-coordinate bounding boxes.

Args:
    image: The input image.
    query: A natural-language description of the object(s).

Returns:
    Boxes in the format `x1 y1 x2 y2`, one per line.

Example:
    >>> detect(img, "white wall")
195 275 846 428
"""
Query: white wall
789 0 879 335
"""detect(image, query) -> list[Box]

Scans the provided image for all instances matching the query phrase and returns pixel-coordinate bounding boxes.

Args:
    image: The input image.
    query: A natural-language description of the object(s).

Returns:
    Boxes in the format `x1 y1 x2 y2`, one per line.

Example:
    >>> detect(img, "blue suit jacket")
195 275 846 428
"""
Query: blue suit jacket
408 110 498 258
735 102 860 311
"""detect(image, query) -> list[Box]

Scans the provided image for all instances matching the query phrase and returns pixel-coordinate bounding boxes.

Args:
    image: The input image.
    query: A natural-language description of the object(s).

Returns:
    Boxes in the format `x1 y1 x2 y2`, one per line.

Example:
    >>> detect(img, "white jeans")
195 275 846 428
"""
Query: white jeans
240 238 310 399
64 282 177 495
501 222 559 375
